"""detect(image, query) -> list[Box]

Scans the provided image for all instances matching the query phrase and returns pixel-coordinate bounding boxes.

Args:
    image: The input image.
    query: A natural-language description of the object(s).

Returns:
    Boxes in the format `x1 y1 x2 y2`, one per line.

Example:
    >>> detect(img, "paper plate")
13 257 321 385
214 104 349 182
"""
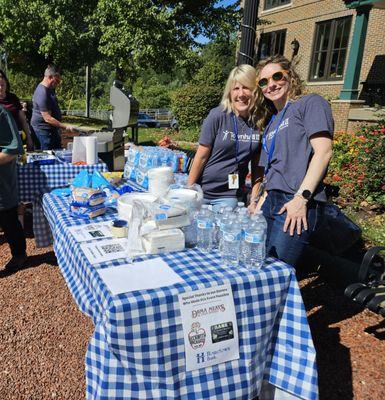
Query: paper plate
117 192 158 221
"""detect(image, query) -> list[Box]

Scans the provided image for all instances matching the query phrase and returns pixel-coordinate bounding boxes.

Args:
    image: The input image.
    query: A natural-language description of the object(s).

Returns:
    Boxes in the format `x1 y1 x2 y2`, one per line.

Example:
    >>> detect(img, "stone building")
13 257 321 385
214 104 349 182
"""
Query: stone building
254 0 385 132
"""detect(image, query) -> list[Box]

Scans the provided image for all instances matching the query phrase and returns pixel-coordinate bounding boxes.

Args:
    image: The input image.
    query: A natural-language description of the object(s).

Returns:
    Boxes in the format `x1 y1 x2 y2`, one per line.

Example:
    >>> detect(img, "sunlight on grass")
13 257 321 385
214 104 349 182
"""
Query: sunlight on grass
346 209 385 247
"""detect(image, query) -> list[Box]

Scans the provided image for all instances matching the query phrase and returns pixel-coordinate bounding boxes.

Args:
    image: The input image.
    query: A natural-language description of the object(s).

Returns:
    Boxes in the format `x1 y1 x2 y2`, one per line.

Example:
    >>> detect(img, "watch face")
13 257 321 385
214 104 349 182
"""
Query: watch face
302 190 312 200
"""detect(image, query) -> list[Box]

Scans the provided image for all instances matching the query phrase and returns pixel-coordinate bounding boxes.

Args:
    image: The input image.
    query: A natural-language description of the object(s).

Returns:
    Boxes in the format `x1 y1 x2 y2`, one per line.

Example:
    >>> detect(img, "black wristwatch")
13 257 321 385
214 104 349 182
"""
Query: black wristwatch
295 189 312 201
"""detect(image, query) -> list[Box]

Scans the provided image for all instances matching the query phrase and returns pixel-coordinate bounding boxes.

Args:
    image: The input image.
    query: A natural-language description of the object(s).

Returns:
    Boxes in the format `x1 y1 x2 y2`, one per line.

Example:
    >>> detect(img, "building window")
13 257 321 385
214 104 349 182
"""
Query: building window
309 16 352 81
264 0 291 11
258 29 286 60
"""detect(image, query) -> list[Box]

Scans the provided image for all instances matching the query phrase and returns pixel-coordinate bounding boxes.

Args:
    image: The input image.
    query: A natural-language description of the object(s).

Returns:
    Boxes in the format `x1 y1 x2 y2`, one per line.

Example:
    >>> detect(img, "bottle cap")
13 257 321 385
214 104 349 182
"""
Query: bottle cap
112 219 128 228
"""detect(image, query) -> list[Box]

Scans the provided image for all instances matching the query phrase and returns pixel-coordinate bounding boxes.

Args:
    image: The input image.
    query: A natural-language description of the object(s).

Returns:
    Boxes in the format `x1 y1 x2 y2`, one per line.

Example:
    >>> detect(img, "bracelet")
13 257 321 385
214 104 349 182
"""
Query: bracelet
294 193 308 203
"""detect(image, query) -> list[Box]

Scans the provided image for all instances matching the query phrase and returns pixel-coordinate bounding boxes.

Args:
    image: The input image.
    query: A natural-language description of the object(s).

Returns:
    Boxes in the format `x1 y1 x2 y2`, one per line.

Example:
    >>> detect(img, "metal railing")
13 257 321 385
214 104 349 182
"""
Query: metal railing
63 108 174 123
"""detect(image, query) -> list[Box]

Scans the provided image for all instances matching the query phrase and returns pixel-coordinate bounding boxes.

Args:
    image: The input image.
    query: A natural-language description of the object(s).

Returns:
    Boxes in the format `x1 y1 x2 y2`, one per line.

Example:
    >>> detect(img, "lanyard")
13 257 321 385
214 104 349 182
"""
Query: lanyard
262 102 290 176
231 113 254 166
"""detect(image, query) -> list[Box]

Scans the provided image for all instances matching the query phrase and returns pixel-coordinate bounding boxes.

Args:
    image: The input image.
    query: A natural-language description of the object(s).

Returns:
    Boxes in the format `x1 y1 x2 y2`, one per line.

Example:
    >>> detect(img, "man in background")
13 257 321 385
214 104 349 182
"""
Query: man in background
31 65 78 150
0 104 27 271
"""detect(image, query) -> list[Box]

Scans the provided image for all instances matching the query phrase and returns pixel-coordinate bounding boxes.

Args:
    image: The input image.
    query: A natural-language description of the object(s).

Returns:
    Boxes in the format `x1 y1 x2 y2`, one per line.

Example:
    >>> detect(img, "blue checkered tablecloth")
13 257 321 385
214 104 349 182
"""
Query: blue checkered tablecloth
17 159 108 247
42 192 318 400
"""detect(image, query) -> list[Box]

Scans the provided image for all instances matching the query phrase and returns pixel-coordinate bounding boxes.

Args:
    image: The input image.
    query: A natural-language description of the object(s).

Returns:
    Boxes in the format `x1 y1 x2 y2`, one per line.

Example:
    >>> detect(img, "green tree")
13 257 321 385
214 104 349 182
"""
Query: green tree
90 0 239 81
171 84 222 128
170 34 237 128
0 0 99 74
133 76 171 109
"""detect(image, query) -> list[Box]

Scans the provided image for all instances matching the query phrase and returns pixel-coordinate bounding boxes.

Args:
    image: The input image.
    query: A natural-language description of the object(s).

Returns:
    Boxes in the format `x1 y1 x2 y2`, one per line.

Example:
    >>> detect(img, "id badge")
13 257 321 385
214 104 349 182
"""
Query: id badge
228 173 239 189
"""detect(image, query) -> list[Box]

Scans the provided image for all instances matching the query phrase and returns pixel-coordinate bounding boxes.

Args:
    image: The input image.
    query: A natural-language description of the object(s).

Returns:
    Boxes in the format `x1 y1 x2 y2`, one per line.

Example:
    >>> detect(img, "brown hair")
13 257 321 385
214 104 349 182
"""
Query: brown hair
251 55 303 130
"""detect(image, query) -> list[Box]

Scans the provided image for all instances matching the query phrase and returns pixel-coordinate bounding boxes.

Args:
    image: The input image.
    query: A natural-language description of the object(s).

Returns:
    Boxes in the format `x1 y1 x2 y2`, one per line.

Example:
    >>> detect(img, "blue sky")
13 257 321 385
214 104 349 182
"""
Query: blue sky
196 0 239 44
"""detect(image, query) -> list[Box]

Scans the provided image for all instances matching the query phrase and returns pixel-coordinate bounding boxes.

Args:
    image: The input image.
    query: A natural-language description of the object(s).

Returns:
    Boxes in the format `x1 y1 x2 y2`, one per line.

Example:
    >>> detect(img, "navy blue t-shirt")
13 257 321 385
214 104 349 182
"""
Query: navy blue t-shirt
31 83 61 130
259 94 334 202
198 106 260 200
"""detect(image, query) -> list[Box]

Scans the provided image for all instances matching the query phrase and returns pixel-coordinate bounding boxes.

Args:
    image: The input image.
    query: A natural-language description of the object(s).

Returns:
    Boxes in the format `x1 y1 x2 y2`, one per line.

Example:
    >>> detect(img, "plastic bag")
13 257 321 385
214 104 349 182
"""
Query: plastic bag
71 170 92 188
91 170 111 189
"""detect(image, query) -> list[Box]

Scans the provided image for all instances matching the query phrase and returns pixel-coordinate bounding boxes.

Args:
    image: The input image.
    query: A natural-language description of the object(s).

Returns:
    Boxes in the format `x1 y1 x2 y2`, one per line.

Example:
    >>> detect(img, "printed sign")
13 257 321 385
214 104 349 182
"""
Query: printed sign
178 283 239 371
80 238 129 264
68 222 113 242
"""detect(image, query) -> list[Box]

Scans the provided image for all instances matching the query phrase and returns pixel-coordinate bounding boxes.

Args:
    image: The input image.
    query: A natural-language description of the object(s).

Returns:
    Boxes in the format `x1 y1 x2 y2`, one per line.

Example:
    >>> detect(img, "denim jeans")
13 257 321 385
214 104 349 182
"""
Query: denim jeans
34 128 62 150
261 190 324 268
203 197 238 213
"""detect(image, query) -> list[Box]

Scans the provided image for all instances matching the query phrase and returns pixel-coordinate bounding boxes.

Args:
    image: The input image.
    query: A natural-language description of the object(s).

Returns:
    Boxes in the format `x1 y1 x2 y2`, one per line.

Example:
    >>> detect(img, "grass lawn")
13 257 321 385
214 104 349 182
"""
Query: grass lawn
135 127 199 151
62 116 199 150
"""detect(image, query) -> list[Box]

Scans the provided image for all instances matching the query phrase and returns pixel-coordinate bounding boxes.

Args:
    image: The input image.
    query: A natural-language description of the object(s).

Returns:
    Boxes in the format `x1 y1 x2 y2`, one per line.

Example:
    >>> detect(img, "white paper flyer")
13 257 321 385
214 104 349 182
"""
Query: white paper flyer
68 222 113 242
80 238 128 264
178 283 239 371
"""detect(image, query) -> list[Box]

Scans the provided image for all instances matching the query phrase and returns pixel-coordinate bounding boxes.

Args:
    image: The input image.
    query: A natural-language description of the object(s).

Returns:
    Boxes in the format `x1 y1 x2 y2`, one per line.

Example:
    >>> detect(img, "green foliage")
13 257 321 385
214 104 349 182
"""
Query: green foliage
0 0 99 74
6 70 38 100
171 83 222 129
133 76 171 109
192 60 229 87
170 36 236 129
326 121 385 207
89 0 239 79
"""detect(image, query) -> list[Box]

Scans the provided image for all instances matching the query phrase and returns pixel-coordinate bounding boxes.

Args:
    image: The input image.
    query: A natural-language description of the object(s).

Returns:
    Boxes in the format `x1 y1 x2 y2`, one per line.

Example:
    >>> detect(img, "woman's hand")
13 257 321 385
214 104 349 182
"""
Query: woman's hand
247 201 258 215
247 191 267 214
278 196 308 235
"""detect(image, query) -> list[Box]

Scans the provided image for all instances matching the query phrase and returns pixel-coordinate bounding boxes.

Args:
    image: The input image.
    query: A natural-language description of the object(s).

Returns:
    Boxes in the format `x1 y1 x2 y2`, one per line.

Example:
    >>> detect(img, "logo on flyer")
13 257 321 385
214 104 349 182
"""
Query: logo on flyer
188 322 206 349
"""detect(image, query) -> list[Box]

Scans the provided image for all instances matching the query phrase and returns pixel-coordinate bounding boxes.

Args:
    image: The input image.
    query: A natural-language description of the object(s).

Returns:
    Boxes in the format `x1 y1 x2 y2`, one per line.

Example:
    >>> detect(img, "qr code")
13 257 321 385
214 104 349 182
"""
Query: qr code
89 230 104 238
101 244 124 254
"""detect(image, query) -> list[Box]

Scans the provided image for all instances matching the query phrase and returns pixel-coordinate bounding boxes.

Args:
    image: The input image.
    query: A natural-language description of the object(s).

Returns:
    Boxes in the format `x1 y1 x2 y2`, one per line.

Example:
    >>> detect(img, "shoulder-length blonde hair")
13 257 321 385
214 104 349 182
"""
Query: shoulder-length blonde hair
221 64 257 118
251 55 303 130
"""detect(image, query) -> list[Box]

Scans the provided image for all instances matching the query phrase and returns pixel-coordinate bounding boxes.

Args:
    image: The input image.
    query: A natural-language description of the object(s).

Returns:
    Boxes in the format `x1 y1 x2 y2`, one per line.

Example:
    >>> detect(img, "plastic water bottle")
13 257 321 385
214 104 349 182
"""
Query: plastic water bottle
251 211 268 237
238 214 250 265
235 202 245 214
220 214 242 265
243 220 266 270
212 207 225 249
196 208 215 253
183 208 199 248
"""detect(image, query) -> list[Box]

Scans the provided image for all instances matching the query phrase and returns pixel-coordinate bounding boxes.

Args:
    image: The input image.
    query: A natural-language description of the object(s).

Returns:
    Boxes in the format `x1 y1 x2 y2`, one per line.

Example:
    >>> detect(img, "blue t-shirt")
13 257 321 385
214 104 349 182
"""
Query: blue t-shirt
31 83 61 131
198 106 261 200
260 94 334 202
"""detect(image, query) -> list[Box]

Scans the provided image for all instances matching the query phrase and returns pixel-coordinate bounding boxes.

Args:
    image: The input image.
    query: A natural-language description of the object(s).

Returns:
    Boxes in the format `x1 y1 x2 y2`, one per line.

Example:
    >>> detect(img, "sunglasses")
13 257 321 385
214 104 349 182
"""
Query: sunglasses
257 70 289 89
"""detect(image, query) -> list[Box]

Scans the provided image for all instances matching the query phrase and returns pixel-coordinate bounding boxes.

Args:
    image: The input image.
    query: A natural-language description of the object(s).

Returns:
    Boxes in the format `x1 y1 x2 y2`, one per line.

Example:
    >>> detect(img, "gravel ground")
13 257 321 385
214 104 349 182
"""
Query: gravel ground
0 227 384 399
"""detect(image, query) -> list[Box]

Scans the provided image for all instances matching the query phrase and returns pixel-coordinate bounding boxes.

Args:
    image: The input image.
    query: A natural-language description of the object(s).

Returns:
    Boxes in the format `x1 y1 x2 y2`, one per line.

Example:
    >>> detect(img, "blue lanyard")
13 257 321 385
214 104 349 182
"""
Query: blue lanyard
262 102 290 175
231 113 254 166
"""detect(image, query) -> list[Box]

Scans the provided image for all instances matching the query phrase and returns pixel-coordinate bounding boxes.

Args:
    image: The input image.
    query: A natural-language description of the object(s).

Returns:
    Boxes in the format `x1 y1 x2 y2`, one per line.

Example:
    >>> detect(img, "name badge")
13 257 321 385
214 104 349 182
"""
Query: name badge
228 173 239 189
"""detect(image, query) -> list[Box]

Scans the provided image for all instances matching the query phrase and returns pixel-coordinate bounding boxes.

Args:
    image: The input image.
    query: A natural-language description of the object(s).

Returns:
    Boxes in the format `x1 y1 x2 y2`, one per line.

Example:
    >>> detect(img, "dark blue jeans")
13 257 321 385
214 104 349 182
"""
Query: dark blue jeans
34 128 62 150
261 190 324 268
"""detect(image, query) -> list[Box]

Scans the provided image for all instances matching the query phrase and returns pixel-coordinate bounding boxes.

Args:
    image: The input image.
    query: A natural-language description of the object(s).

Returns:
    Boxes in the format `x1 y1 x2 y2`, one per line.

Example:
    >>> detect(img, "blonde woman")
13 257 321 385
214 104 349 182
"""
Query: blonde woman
188 64 262 212
250 55 333 268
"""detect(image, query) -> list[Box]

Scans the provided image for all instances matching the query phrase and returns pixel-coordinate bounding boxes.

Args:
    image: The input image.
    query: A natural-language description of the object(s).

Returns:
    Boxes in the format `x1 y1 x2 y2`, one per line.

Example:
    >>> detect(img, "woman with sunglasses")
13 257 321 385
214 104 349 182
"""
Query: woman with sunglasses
250 55 333 268
0 69 34 151
187 64 261 212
